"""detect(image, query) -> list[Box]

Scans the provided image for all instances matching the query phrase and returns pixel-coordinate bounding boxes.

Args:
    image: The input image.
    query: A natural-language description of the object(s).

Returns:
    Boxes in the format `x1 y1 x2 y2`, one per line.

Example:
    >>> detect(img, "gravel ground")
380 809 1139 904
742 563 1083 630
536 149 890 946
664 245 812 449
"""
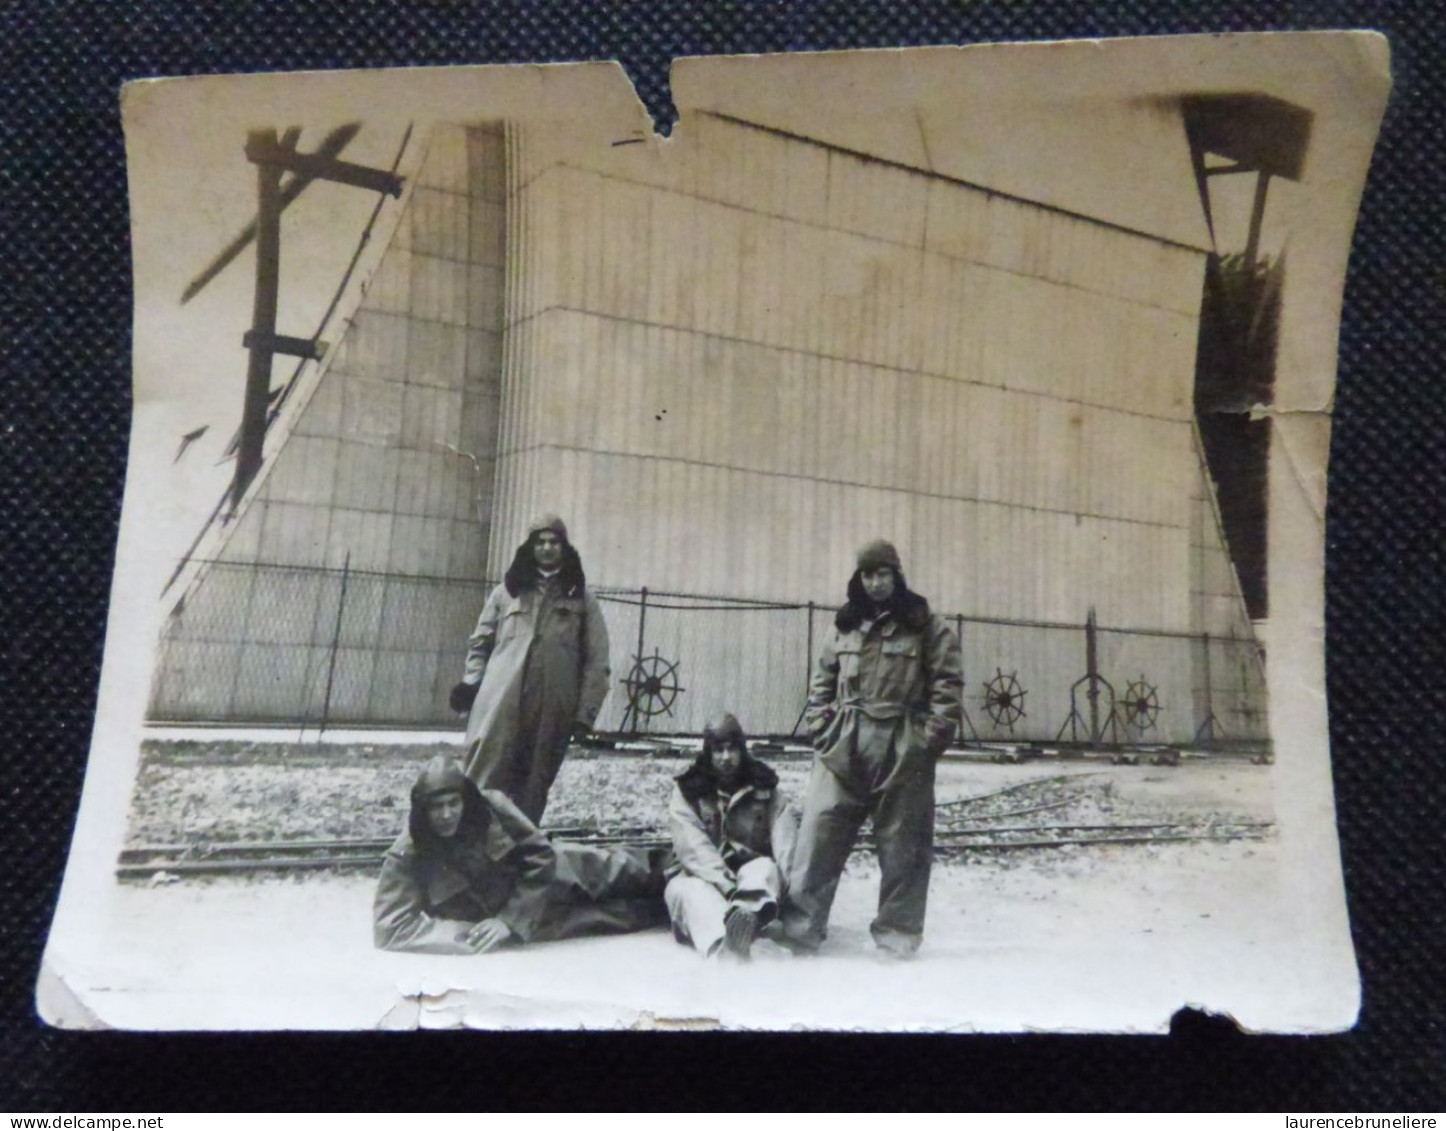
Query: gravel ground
126 738 1273 850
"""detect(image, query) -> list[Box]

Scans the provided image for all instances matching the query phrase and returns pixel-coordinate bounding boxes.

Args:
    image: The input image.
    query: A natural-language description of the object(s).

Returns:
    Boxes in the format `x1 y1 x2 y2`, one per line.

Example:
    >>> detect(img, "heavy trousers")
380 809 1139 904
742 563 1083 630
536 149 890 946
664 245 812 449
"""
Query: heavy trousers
782 716 937 955
532 842 670 941
486 646 575 825
664 856 783 957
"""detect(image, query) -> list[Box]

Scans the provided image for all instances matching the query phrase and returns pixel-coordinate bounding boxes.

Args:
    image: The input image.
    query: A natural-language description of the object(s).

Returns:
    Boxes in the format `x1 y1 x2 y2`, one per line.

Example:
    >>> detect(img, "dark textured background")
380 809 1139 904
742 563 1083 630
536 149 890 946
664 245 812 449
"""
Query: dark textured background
2 0 1441 1112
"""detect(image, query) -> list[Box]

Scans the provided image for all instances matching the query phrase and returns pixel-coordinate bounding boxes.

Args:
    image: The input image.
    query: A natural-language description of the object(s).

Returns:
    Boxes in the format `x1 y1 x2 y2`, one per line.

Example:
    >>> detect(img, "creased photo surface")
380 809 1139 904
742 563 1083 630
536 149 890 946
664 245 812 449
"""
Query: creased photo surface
41 32 1389 1032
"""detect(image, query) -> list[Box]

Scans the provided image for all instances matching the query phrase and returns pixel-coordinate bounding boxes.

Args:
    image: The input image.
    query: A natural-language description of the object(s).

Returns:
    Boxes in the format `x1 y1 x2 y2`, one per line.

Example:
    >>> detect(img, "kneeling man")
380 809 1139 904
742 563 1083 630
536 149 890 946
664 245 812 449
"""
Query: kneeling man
375 756 666 954
665 713 795 960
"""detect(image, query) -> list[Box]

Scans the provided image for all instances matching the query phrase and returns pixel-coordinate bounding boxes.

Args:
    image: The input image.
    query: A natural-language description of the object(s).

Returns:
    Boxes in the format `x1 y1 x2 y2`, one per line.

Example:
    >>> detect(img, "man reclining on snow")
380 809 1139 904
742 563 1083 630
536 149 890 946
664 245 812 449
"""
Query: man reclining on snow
374 755 667 954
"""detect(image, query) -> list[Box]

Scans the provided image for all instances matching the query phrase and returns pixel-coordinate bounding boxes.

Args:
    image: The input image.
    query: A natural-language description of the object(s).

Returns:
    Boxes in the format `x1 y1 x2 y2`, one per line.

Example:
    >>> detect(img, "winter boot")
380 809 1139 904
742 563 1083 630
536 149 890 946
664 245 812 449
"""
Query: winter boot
724 906 758 960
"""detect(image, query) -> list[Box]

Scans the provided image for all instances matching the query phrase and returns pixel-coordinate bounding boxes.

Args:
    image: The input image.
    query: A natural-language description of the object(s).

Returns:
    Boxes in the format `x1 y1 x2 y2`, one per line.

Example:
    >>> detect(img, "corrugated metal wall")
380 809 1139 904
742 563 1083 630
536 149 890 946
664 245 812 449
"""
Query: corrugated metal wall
491 114 1260 741
150 124 507 724
151 113 1266 744
496 116 1201 621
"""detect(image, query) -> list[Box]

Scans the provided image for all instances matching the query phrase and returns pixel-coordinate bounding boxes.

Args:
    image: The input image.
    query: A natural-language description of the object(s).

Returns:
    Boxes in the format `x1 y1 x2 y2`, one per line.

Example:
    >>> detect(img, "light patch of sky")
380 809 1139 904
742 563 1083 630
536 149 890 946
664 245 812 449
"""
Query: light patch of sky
132 115 415 569
1203 166 1298 262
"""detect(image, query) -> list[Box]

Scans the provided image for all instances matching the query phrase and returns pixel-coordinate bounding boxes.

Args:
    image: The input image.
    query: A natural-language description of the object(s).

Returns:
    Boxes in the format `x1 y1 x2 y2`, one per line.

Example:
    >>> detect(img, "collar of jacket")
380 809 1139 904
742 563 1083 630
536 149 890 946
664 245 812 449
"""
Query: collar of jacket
676 753 778 808
477 791 532 861
504 541 587 598
506 573 583 600
835 588 931 633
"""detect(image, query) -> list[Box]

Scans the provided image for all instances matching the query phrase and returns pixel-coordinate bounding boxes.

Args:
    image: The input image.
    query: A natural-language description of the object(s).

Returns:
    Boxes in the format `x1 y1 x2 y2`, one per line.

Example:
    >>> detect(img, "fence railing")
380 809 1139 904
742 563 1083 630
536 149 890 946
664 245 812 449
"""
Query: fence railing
150 561 1270 749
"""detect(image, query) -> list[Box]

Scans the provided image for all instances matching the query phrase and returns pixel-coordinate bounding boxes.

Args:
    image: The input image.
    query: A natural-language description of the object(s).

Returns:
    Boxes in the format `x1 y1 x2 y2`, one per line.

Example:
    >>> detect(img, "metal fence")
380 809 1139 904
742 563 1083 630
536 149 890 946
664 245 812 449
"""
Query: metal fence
151 561 1270 749
152 561 490 731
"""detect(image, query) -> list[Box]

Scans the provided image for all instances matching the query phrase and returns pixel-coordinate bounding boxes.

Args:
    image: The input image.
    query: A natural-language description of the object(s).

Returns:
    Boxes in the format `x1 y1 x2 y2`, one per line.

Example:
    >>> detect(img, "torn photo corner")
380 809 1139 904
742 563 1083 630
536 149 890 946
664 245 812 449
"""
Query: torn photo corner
41 31 1389 1032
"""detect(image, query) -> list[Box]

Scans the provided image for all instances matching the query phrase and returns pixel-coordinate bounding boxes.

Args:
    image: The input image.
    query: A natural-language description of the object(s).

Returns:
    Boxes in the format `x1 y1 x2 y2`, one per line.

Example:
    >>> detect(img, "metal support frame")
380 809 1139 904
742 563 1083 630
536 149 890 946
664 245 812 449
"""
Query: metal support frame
228 127 406 515
791 601 817 737
244 132 406 197
242 330 327 360
953 613 981 744
1193 632 1227 748
1055 608 1121 748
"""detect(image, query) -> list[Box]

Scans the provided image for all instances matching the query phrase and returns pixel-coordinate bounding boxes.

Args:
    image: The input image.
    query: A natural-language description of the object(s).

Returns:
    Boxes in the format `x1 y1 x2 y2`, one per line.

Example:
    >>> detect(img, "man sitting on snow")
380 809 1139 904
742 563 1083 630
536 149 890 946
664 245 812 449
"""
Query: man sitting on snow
664 713 796 960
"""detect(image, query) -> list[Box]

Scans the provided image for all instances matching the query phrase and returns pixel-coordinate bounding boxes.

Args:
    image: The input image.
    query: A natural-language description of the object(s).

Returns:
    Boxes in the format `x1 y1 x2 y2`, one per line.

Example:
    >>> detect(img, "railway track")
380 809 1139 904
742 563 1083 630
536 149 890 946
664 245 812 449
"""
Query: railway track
116 824 669 878
936 771 1107 812
117 789 1273 878
926 773 1274 852
929 821 1272 855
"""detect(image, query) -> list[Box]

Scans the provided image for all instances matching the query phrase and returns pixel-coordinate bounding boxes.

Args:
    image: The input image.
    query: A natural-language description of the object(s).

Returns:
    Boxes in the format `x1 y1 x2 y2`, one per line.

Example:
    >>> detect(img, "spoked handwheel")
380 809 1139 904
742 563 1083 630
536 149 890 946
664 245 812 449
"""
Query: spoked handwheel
620 649 686 733
983 668 1028 732
1119 676 1161 734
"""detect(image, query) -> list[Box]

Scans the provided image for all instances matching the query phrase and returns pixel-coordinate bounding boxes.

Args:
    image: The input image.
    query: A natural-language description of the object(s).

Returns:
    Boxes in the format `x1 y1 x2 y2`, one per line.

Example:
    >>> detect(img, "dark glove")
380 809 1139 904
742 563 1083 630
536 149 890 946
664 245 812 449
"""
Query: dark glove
925 717 954 756
449 681 480 714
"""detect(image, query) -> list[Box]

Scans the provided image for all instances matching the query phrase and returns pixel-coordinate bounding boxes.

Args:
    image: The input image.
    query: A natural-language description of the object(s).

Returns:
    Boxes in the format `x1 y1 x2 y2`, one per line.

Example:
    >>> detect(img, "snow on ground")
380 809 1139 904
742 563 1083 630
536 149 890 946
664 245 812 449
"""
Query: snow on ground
71 746 1303 1032
81 829 1293 1032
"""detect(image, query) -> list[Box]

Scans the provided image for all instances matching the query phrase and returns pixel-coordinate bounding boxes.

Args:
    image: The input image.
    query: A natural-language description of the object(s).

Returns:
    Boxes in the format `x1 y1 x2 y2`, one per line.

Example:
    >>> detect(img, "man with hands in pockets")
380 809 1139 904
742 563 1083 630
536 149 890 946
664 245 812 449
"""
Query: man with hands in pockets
781 539 964 959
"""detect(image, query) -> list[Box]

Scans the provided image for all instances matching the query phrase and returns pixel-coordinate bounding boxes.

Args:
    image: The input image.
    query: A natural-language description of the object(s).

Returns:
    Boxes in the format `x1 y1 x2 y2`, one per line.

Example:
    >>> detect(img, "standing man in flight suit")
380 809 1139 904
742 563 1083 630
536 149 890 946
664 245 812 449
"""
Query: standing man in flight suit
782 539 963 958
449 514 611 824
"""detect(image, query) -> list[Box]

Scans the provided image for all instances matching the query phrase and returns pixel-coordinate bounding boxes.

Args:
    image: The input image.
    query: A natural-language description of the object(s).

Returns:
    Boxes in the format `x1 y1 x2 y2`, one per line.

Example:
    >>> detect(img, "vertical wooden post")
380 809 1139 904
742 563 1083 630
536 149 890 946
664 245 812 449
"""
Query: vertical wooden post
1244 171 1271 268
234 129 282 513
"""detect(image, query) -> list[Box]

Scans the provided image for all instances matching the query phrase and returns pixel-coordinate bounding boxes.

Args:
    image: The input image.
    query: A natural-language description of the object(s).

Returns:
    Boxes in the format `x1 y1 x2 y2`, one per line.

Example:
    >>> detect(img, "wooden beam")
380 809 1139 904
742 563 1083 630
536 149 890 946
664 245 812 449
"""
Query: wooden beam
244 133 403 196
231 130 282 513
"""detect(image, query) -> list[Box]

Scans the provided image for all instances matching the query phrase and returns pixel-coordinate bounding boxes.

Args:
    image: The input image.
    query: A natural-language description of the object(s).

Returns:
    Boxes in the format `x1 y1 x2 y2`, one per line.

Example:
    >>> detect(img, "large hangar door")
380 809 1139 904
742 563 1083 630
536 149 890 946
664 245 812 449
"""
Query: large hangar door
149 123 508 727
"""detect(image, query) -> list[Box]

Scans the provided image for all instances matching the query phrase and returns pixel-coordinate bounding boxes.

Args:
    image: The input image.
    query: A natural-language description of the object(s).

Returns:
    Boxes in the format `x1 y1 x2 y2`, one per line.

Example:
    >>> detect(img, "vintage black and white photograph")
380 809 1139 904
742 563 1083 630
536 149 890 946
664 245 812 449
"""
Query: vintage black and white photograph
40 32 1388 1031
